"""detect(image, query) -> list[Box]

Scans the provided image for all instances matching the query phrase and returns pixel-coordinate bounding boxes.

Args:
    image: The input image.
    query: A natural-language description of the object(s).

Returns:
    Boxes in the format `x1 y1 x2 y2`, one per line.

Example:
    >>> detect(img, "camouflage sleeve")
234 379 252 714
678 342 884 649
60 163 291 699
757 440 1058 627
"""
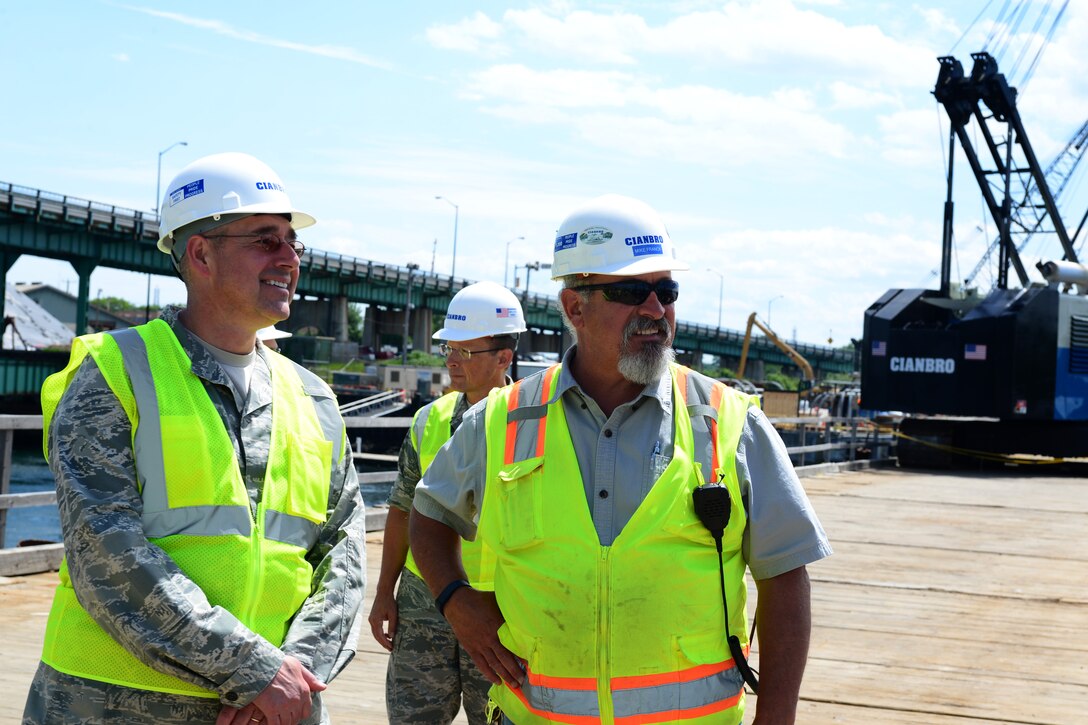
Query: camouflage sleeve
279 416 367 684
386 429 421 513
50 357 283 706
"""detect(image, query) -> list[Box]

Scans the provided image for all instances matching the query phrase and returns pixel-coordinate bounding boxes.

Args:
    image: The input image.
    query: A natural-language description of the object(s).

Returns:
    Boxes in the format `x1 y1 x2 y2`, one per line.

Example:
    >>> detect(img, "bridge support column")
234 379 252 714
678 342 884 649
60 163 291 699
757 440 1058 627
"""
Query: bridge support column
331 295 349 342
71 259 96 336
0 251 22 327
410 305 434 354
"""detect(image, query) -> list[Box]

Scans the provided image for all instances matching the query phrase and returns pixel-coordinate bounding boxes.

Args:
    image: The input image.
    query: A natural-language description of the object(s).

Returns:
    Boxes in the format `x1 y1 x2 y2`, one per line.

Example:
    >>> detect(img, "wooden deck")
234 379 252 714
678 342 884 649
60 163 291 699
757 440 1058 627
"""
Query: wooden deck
1 468 1086 723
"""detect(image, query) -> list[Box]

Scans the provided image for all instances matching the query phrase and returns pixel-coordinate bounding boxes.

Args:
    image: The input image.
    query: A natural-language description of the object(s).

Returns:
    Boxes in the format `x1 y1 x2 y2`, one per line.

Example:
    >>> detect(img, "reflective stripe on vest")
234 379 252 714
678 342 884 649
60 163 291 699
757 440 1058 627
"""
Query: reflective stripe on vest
479 363 755 724
404 392 498 589
39 320 336 697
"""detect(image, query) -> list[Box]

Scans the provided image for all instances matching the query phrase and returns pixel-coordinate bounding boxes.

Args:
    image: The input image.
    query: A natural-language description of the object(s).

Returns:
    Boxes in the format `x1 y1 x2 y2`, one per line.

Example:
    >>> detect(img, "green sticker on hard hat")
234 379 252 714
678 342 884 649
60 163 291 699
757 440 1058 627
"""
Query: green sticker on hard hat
579 227 613 245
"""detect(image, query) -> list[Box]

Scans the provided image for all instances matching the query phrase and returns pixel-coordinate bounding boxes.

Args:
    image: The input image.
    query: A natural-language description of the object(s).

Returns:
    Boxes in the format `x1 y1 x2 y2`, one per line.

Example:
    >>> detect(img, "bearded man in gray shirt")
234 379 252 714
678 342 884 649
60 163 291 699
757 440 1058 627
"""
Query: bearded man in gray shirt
410 194 831 725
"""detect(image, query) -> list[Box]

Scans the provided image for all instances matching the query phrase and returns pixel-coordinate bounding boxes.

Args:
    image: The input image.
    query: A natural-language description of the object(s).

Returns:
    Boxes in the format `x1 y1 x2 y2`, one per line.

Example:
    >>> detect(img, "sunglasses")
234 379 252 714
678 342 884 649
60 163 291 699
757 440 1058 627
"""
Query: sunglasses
203 232 307 258
573 279 679 306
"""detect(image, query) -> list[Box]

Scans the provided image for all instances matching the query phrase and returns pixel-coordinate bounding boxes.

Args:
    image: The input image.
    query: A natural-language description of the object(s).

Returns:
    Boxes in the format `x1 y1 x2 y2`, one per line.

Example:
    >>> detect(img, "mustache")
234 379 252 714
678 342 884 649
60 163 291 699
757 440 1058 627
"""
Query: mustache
622 316 672 344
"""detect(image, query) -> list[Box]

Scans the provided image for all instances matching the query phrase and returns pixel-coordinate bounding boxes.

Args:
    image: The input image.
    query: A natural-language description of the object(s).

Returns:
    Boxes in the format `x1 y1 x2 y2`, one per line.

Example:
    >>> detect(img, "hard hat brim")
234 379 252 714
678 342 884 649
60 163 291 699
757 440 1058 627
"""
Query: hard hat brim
551 256 690 280
157 207 316 254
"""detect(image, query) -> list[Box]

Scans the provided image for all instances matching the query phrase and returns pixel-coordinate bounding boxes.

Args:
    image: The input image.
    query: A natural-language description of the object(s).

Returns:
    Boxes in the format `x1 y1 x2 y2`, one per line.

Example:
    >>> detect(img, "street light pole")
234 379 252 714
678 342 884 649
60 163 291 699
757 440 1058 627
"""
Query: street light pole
402 263 419 367
706 268 724 329
435 196 459 280
767 294 784 328
504 236 524 288
155 141 188 214
522 261 552 301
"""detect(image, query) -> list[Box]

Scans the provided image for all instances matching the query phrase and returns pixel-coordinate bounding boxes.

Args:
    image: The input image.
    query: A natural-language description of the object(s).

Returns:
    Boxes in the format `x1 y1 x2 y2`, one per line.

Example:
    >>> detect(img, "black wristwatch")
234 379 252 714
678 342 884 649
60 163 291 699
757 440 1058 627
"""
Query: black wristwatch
435 578 472 617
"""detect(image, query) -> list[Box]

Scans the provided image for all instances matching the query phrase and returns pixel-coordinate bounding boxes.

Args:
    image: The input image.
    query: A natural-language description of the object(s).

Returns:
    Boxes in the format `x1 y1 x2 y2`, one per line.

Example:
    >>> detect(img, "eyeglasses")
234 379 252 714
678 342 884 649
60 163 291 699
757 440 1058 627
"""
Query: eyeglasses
203 232 306 258
438 343 505 360
573 279 679 306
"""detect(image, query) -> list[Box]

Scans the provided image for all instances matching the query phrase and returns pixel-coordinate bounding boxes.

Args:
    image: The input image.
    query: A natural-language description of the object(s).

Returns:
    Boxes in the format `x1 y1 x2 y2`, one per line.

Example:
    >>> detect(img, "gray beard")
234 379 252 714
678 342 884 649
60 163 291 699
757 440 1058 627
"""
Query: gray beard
617 317 675 385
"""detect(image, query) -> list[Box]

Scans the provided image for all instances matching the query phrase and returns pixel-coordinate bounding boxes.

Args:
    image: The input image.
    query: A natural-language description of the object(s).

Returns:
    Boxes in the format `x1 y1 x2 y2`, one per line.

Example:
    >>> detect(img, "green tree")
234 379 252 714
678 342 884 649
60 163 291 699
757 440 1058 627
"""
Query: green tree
347 303 364 343
91 296 138 312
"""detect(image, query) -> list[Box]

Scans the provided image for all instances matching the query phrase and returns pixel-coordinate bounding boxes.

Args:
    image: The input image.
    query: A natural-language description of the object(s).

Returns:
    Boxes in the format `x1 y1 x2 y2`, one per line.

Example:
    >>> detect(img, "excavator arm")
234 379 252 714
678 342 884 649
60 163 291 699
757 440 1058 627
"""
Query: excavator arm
737 312 815 384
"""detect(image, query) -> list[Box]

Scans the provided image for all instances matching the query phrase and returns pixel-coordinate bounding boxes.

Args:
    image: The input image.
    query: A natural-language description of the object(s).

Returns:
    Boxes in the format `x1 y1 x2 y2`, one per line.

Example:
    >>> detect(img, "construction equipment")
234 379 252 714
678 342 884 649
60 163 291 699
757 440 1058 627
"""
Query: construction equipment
861 52 1088 468
737 312 815 385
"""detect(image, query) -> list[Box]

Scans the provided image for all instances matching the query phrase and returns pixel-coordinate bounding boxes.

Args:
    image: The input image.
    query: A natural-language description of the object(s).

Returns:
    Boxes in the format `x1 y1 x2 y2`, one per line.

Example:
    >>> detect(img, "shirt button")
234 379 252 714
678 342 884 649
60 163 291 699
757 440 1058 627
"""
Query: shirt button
599 489 609 499
225 692 238 702
603 429 613 438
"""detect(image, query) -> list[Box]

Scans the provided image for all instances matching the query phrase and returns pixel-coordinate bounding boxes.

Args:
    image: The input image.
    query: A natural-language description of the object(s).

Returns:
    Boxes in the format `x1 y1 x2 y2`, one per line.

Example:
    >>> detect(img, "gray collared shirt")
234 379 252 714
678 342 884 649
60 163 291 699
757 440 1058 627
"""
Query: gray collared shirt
414 346 830 579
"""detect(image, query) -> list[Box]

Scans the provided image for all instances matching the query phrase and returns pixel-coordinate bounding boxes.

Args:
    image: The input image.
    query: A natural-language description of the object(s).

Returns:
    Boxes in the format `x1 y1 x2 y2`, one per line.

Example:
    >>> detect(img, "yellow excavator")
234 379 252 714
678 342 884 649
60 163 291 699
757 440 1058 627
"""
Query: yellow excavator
736 312 814 387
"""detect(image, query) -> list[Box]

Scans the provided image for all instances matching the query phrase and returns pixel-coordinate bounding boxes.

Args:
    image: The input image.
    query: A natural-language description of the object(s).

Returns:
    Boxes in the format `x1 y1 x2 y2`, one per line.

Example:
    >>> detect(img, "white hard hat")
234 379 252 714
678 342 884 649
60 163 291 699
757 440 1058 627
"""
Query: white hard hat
157 152 316 254
432 281 528 342
551 194 689 278
257 326 293 341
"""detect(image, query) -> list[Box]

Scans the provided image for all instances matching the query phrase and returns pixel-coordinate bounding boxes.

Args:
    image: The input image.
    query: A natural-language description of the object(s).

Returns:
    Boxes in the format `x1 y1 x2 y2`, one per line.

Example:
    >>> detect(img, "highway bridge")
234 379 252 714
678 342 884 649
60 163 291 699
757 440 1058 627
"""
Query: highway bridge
0 181 854 396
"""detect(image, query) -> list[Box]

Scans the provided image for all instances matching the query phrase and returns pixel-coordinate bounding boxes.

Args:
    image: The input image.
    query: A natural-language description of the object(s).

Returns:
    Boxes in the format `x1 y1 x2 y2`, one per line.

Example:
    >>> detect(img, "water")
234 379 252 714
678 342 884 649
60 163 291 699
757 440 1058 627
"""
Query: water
4 449 60 547
4 449 394 549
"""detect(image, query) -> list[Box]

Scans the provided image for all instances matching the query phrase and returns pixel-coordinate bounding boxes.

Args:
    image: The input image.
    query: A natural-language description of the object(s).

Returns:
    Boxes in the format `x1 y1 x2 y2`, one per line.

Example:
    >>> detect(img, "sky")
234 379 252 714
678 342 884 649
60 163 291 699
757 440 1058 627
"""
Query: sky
2 0 1087 347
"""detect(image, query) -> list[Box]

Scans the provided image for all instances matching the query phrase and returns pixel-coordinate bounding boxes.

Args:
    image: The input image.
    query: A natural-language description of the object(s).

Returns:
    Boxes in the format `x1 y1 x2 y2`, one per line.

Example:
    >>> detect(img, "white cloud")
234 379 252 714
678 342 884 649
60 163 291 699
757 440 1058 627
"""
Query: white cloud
112 53 130 62
829 81 901 110
464 66 857 167
425 11 504 54
124 6 392 69
431 1 937 88
502 8 651 65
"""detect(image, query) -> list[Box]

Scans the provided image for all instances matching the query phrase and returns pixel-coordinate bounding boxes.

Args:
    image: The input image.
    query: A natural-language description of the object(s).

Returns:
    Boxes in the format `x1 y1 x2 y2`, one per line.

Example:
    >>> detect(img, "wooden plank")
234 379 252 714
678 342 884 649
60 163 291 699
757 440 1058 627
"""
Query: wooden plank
353 452 398 463
0 543 63 577
1 468 1086 724
0 491 57 510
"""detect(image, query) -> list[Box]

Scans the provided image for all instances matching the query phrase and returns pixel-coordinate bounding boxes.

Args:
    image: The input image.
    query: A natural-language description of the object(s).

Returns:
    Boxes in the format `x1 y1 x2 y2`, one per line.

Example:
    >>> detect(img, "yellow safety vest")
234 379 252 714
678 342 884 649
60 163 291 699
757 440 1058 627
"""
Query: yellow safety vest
38 320 337 698
479 364 756 724
404 392 497 590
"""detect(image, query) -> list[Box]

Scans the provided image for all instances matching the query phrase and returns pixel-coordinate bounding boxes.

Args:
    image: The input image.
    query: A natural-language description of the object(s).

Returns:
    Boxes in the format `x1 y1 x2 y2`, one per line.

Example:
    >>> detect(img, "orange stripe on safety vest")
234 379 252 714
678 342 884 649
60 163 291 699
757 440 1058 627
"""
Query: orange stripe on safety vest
613 689 744 725
506 683 602 724
709 382 723 475
674 365 690 406
610 658 737 690
504 380 524 466
535 365 558 457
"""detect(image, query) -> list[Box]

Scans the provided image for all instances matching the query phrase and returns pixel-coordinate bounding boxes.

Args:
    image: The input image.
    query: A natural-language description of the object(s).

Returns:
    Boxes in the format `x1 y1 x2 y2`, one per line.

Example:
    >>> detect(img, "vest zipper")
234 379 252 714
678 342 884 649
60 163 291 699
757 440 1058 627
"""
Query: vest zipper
244 498 264 623
598 546 614 724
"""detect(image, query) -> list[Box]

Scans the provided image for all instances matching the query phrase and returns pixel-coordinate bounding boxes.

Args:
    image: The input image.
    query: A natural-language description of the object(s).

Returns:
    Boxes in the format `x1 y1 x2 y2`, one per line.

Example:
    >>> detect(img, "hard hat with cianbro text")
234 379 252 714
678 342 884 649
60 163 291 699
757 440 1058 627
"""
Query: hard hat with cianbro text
433 281 528 342
550 193 690 279
156 152 316 254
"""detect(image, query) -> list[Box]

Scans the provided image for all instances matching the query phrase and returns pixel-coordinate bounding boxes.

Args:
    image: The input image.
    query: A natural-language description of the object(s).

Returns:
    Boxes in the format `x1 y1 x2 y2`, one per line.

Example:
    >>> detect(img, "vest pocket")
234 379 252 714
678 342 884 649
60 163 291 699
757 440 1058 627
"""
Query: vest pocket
284 432 332 523
495 456 545 550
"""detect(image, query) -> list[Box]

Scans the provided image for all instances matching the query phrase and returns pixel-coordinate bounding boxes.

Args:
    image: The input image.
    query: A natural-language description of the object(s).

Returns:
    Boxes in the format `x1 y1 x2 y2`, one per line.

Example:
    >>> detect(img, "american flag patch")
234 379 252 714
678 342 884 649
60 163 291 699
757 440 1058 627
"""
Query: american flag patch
964 343 987 361
871 340 887 357
496 307 516 318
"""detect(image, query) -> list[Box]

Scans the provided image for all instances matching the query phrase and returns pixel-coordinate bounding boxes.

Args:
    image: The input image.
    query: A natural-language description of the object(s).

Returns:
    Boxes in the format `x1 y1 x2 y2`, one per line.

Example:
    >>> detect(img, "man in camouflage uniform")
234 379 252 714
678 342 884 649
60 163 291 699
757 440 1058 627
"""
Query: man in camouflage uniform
23 153 366 725
368 282 526 724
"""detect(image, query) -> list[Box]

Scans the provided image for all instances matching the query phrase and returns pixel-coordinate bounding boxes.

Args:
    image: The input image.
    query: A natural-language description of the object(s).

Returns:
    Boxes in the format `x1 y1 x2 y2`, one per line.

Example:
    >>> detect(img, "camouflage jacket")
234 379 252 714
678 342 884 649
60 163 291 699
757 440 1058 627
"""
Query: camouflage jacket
33 307 366 720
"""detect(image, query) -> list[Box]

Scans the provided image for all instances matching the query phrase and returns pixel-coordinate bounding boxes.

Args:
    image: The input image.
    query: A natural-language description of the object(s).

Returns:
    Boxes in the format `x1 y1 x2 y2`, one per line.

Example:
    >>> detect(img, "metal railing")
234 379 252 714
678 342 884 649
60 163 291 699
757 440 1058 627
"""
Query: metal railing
339 389 409 417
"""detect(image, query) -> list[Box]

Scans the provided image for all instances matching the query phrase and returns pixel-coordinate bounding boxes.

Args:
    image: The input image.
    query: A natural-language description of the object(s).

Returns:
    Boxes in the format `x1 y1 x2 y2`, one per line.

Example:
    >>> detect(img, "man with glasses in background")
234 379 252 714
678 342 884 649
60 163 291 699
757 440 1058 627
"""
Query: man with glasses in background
370 281 526 725
409 194 831 725
24 153 366 725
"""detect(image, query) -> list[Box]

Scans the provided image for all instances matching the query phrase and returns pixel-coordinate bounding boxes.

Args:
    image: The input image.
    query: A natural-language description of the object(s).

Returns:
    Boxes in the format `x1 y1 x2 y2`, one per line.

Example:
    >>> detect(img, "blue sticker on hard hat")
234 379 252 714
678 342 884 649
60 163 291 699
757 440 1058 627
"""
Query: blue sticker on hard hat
169 179 205 207
579 227 613 245
447 313 467 321
554 233 577 252
631 244 663 257
495 307 518 318
626 235 664 257
256 181 285 192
